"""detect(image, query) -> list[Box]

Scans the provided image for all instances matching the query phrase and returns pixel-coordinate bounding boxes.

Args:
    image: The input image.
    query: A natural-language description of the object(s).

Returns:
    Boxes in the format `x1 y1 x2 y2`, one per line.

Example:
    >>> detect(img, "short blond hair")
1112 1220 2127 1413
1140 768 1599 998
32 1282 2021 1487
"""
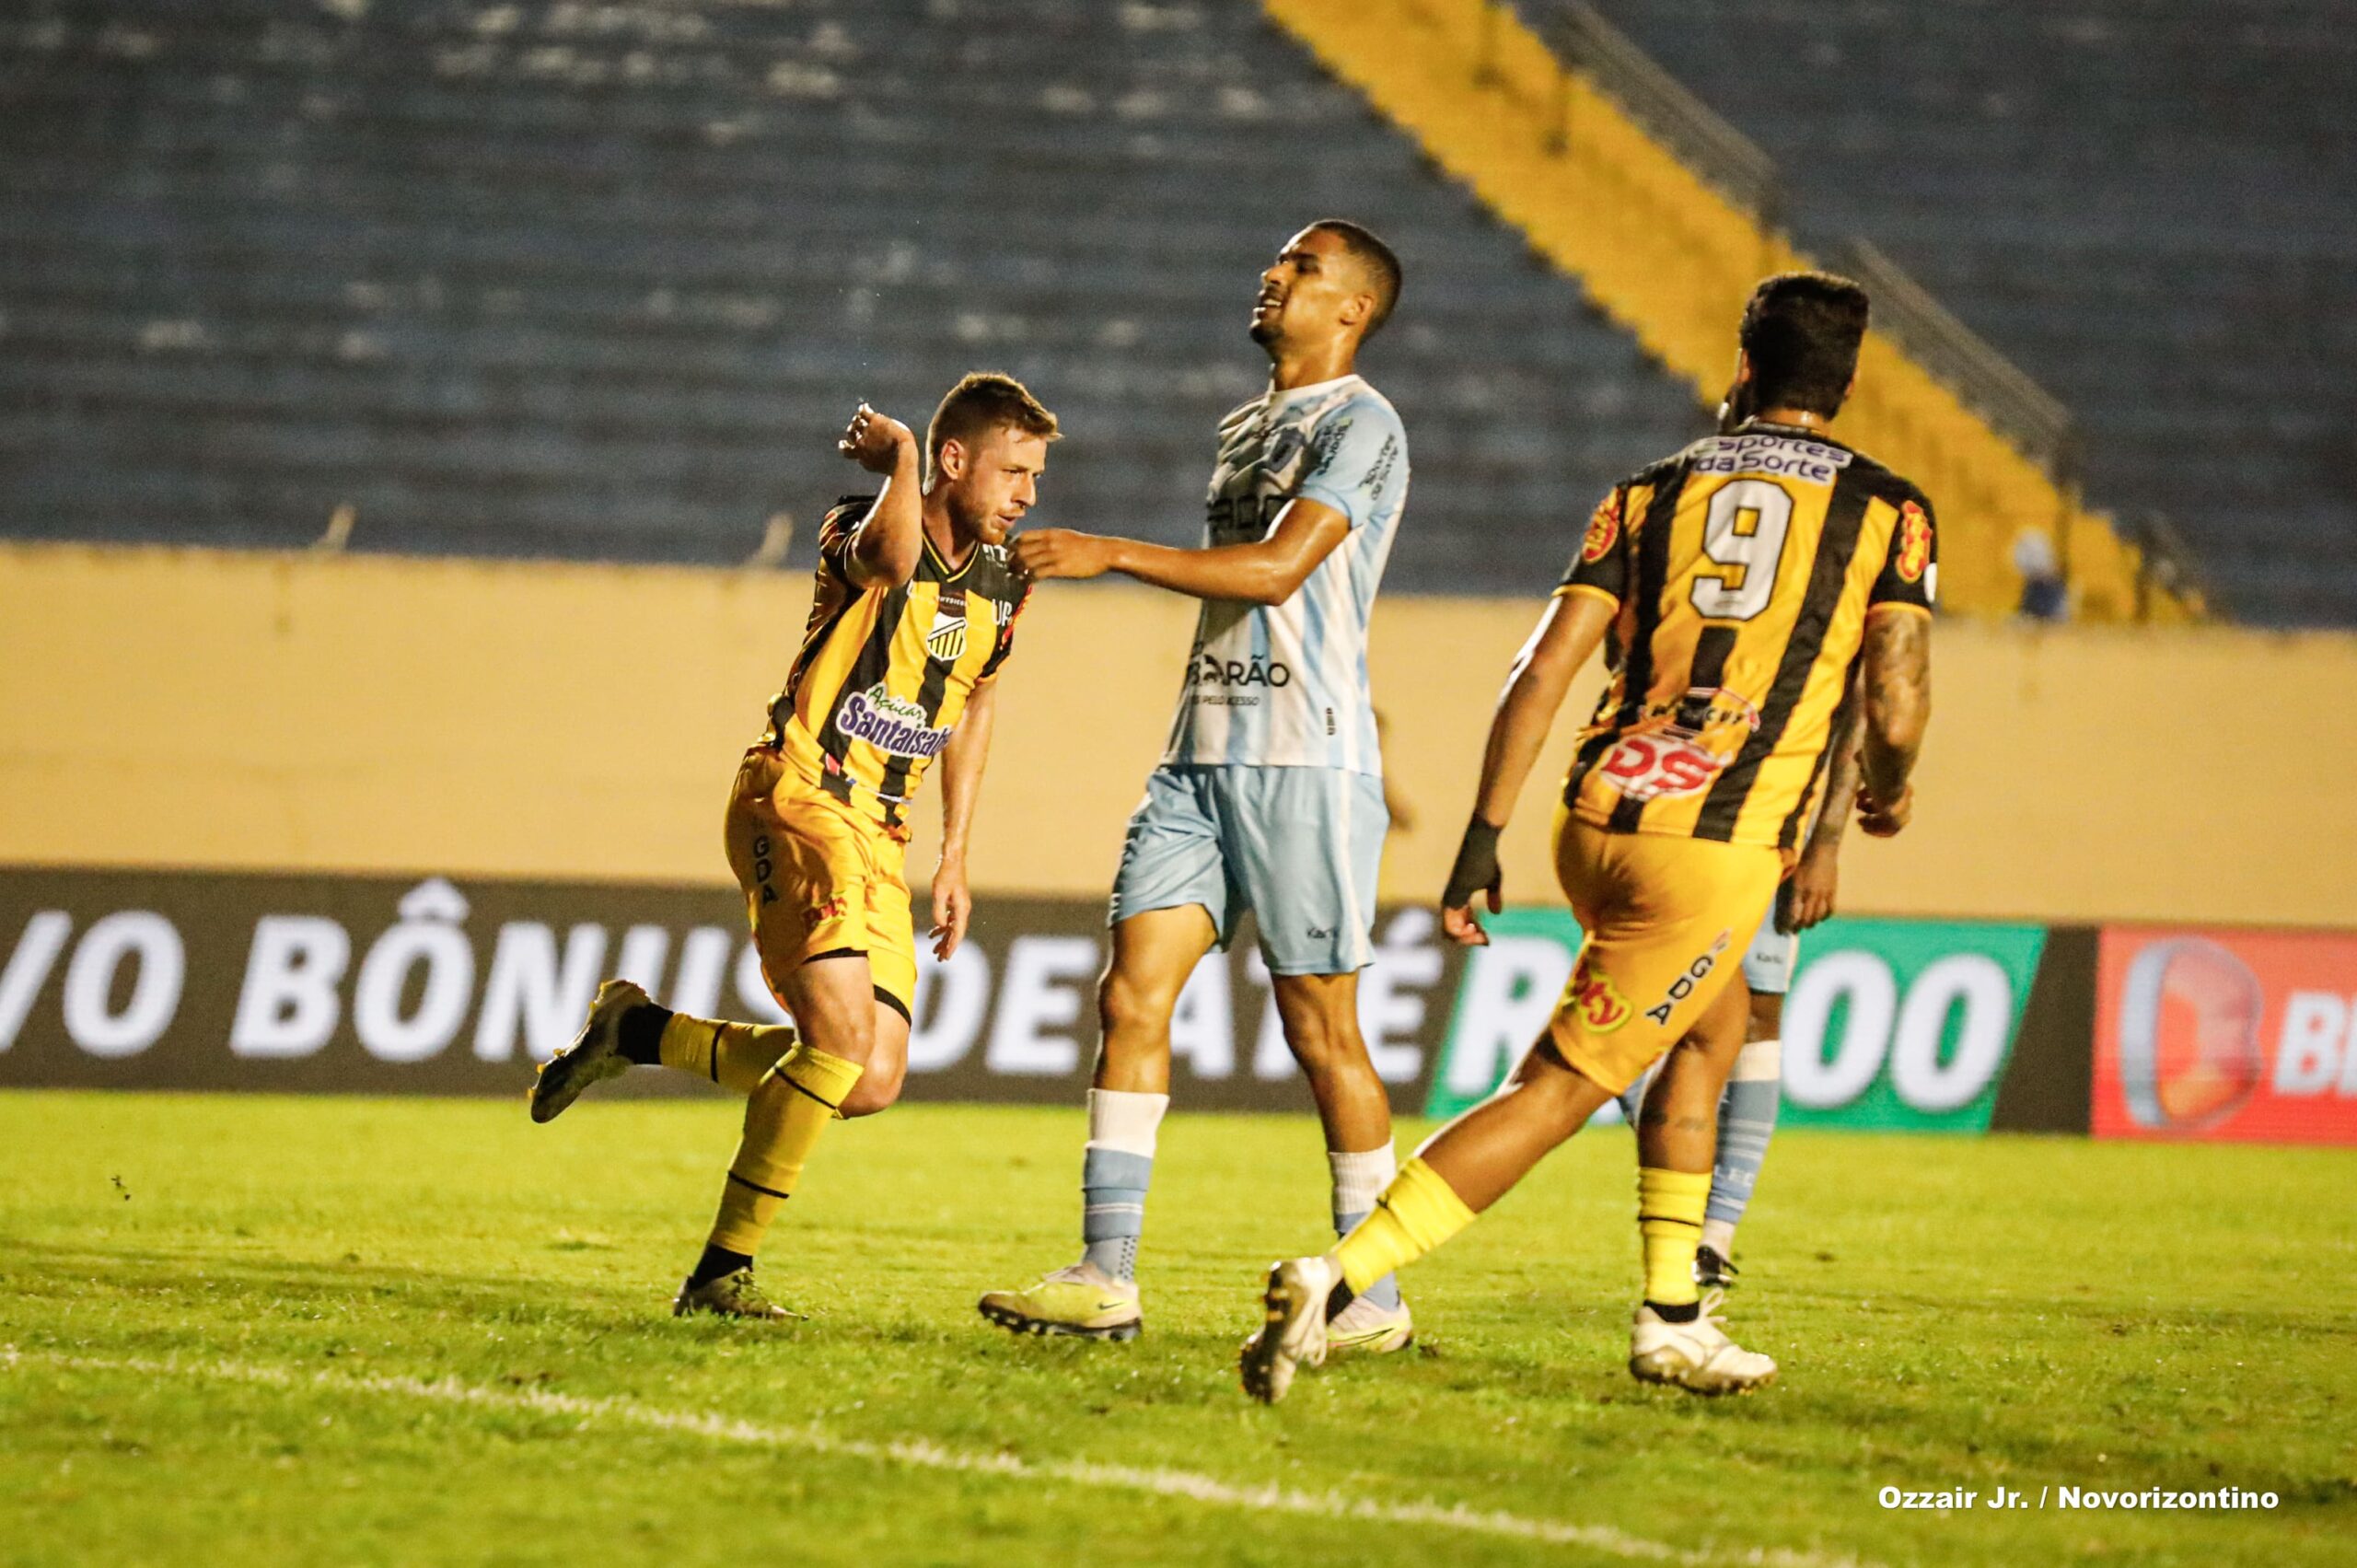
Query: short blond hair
926 372 1060 483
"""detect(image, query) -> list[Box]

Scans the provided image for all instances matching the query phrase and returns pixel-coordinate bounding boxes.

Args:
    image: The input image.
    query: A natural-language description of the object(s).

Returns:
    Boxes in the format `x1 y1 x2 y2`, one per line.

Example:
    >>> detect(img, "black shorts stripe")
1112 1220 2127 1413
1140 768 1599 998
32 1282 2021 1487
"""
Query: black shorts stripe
874 985 911 1025
726 1170 791 1201
1693 472 1875 842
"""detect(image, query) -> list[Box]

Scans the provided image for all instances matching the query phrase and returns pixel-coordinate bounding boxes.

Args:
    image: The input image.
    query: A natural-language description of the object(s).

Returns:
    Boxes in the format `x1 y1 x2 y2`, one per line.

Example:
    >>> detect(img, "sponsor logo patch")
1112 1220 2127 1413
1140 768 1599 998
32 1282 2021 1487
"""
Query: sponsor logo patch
1594 689 1761 802
1691 433 1853 484
1644 931 1734 1026
839 683 953 760
1565 954 1632 1033
1896 500 1933 585
1580 490 1621 563
1189 653 1293 689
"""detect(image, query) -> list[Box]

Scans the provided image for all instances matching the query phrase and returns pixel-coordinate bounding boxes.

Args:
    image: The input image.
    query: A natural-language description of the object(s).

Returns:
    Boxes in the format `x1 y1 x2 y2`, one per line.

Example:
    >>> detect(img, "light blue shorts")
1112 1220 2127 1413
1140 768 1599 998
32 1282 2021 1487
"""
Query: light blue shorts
1741 914 1795 996
1109 764 1387 976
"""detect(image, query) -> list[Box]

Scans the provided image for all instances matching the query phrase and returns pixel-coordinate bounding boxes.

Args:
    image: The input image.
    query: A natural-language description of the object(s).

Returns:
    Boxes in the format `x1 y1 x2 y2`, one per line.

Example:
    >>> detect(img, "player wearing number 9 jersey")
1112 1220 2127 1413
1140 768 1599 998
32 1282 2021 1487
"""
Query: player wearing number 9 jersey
1241 271 1934 1404
1556 394 1933 851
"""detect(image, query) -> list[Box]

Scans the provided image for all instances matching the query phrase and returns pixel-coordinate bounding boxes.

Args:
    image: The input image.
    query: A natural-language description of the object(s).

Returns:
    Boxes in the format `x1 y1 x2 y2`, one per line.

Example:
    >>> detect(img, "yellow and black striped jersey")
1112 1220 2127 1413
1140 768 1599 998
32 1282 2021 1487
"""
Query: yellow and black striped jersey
764 495 1031 830
1556 422 1936 850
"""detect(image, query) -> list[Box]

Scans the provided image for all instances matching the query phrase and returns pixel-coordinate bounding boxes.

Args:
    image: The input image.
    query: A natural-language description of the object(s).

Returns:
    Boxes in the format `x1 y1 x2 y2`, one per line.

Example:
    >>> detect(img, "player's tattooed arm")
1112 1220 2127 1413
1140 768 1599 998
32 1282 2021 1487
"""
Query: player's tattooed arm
1857 608 1932 838
930 679 997 961
1789 666 1865 930
836 402 924 588
1441 588 1616 946
1015 497 1349 605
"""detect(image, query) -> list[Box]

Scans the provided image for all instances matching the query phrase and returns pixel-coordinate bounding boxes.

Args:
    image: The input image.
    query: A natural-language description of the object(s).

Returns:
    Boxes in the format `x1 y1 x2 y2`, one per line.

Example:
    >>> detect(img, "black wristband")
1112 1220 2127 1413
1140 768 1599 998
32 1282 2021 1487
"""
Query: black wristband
1443 819 1504 910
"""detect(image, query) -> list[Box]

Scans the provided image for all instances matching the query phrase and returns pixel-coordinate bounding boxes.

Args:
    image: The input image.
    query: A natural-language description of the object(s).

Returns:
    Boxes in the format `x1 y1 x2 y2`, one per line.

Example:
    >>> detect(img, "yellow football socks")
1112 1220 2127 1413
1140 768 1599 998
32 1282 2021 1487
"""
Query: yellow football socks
1332 1156 1478 1295
1638 1167 1713 1307
658 1012 798 1097
706 1043 864 1256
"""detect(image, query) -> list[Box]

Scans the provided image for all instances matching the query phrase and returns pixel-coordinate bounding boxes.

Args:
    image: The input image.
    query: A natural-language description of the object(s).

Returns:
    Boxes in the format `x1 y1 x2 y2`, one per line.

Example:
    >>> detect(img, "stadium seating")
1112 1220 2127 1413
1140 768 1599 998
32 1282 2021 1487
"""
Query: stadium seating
1573 0 2357 626
0 0 1710 598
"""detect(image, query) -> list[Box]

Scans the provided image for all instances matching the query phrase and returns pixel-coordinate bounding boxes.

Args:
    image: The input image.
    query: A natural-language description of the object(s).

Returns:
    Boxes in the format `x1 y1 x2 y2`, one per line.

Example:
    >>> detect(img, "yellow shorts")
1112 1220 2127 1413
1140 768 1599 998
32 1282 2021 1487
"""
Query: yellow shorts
1545 812 1782 1094
724 747 916 1021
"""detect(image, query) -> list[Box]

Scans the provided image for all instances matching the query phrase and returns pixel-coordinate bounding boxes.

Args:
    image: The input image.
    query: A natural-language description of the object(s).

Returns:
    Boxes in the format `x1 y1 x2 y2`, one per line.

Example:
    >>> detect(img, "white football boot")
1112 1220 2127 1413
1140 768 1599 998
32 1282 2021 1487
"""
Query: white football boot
1239 1253 1341 1403
1325 1290 1414 1355
1628 1287 1777 1394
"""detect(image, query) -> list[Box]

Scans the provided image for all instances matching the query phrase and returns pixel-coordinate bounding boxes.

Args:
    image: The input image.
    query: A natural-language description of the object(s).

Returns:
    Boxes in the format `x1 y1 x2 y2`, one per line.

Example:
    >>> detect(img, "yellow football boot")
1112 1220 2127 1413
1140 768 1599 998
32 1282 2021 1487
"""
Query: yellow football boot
977 1261 1143 1342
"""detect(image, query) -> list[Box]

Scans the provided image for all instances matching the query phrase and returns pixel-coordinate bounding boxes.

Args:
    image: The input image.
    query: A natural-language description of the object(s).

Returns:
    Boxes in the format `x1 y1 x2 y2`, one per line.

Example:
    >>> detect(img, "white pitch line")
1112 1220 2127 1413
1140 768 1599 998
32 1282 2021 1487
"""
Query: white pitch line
6 1349 1874 1568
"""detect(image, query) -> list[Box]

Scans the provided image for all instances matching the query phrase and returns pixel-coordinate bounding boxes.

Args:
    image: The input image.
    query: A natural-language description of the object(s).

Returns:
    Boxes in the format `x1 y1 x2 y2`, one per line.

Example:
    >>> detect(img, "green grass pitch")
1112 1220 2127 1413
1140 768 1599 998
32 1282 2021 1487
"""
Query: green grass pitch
3 1091 2350 1567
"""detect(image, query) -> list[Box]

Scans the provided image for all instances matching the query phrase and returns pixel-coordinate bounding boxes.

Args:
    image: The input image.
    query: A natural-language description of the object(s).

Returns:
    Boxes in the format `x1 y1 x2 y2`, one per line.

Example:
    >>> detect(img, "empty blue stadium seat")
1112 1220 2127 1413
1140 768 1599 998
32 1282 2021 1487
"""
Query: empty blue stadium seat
0 0 1708 598
1580 0 2357 625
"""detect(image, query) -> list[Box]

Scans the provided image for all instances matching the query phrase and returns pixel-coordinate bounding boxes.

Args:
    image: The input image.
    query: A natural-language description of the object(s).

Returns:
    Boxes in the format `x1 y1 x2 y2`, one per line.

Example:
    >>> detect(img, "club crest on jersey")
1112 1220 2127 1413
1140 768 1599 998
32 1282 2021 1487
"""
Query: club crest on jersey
926 587 970 663
840 682 952 759
1565 955 1632 1033
1581 490 1621 563
1896 500 1933 585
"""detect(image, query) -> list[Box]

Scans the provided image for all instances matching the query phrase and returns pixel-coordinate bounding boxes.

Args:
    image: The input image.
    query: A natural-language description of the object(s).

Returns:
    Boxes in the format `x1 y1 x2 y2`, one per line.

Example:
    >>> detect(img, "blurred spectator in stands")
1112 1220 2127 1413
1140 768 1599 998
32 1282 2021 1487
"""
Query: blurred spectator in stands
2014 526 2067 622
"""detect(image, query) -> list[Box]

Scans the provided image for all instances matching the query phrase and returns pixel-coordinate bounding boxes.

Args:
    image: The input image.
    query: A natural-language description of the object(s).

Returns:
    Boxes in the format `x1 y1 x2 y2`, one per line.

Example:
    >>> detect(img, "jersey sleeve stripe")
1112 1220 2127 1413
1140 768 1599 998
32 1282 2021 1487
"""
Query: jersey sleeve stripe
1553 582 1620 608
1863 600 1933 620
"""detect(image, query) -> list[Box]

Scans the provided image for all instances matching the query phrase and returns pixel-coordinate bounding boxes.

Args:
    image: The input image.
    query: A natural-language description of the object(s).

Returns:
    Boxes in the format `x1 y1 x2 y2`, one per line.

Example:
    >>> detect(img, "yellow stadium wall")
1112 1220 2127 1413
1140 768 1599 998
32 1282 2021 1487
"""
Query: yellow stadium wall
2 542 2351 927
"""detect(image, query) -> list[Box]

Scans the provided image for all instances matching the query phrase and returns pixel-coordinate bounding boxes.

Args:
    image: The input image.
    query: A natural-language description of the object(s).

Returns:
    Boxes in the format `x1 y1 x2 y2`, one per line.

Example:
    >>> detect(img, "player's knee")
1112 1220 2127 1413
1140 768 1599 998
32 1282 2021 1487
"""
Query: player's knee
839 1056 905 1118
1097 969 1179 1047
1279 1003 1372 1079
1747 993 1783 1043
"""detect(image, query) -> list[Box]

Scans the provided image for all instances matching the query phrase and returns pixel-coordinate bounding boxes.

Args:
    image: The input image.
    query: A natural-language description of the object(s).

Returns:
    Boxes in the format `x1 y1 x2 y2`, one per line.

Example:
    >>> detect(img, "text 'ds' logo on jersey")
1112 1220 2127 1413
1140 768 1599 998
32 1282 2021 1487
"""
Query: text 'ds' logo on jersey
1565 954 1631 1033
1896 500 1932 585
1594 689 1759 801
1598 732 1723 799
1581 490 1622 563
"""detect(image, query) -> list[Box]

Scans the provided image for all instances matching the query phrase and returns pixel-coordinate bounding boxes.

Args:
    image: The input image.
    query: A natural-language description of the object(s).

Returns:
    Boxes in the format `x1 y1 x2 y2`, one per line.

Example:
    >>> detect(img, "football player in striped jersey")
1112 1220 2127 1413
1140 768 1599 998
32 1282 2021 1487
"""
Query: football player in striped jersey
529 375 1053 1321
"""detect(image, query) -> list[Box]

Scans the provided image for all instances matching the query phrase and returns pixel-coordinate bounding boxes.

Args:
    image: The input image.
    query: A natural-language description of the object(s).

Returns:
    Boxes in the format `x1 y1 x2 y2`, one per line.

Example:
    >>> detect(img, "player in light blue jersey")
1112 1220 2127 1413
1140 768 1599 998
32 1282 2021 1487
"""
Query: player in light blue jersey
978 222 1416 1353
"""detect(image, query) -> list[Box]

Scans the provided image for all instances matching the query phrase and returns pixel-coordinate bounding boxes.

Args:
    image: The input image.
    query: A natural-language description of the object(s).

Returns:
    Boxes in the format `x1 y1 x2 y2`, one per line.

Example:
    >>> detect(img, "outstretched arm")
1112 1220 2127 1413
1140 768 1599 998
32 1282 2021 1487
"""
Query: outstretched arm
835 403 924 589
928 678 999 960
1440 588 1617 946
1856 608 1931 836
1014 497 1349 607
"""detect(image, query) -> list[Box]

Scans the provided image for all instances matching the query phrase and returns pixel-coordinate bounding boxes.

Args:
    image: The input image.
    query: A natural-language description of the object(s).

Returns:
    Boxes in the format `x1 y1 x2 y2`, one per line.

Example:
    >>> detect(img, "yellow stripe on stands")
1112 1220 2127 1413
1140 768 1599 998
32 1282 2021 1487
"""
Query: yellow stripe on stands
1262 0 2187 624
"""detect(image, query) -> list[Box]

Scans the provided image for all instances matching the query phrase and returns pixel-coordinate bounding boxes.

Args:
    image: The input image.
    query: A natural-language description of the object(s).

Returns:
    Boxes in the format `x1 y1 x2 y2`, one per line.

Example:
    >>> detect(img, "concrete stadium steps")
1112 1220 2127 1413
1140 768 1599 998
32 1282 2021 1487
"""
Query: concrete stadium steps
0 0 1708 589
1577 0 2357 626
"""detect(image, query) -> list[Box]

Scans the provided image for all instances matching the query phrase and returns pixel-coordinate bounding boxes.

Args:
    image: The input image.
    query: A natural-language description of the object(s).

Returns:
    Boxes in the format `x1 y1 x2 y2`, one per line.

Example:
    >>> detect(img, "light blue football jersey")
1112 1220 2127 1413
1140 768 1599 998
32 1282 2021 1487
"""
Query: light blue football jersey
1160 374 1409 775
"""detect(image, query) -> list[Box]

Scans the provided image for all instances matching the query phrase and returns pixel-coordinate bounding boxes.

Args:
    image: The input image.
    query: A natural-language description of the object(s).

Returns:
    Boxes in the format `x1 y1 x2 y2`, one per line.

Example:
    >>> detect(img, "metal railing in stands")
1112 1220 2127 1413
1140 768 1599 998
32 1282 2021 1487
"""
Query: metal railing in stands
1485 0 2205 620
